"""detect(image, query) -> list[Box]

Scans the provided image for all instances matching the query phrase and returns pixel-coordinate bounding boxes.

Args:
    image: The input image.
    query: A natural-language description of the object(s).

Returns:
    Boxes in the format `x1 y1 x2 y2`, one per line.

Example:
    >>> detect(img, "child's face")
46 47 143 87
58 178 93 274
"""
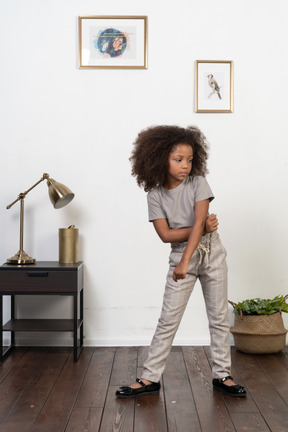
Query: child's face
165 144 193 189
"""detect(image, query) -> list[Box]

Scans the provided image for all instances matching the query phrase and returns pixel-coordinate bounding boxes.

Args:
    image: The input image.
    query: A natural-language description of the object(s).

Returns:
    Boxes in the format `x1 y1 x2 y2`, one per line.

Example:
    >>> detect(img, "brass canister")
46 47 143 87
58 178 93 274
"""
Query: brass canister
59 225 79 263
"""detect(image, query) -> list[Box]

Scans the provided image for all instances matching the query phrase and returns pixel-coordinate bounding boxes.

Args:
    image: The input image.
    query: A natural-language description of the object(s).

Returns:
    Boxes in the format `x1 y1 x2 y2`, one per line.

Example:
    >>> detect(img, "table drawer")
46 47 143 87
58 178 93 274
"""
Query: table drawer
0 270 78 293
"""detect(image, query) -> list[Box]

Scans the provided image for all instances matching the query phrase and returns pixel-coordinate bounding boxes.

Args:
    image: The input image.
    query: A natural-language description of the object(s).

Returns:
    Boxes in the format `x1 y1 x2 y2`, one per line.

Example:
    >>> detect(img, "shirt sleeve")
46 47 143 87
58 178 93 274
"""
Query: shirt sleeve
193 176 214 203
147 189 166 222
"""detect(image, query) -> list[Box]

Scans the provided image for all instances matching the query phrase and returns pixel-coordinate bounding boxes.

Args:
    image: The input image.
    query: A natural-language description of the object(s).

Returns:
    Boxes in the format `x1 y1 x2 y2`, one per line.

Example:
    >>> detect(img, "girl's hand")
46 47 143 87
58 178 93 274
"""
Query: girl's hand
205 213 218 233
173 261 189 282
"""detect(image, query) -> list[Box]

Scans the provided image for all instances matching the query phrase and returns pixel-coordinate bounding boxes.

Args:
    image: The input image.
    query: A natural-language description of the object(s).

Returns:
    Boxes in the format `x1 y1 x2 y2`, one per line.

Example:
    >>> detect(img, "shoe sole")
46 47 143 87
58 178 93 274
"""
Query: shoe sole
116 390 160 399
213 386 246 398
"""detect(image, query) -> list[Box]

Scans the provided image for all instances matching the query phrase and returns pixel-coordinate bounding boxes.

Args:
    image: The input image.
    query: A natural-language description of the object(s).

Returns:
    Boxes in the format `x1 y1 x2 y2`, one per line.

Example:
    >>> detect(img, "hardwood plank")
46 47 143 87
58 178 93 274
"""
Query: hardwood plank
183 346 236 432
254 354 288 404
275 346 288 371
0 349 49 424
0 348 27 383
230 412 270 432
110 347 138 387
134 392 167 432
48 346 73 355
0 351 70 432
75 347 116 408
29 348 94 432
106 346 167 432
163 349 202 431
65 407 102 432
99 386 134 432
231 349 288 432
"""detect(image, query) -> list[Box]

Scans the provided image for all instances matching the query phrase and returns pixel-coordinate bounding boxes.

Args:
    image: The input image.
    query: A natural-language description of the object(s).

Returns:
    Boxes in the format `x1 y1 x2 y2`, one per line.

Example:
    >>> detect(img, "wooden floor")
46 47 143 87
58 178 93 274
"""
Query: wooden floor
1 346 288 432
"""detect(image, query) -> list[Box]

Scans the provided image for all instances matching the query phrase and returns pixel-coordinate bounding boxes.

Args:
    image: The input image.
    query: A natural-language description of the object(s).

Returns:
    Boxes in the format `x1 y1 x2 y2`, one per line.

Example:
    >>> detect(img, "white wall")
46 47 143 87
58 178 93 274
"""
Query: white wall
1 0 288 347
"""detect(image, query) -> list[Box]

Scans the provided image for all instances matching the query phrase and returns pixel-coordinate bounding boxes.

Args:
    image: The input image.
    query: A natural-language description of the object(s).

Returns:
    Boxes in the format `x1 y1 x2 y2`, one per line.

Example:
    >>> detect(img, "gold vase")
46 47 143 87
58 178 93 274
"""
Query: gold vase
59 225 79 263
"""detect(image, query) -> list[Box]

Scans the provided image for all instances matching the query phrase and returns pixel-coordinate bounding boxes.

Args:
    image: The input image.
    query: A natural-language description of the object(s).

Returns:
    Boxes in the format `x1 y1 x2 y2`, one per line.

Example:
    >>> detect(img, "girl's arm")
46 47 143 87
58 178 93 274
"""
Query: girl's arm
152 211 217 244
152 219 192 243
173 199 209 282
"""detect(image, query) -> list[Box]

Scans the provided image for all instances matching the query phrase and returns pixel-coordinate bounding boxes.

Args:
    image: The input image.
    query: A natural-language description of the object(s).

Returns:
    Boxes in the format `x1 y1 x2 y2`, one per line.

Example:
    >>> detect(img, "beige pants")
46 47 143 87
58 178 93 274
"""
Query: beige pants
142 231 231 382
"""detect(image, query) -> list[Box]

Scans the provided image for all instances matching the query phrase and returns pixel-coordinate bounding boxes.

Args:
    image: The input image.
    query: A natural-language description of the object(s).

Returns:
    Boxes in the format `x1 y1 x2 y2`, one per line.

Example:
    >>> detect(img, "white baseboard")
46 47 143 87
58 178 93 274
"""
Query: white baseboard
8 334 235 347
84 338 212 347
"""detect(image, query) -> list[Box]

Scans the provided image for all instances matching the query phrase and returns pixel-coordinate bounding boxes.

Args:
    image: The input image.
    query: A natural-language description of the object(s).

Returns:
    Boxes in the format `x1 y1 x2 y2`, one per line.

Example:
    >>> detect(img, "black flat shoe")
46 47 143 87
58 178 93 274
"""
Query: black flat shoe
213 375 246 398
116 378 160 398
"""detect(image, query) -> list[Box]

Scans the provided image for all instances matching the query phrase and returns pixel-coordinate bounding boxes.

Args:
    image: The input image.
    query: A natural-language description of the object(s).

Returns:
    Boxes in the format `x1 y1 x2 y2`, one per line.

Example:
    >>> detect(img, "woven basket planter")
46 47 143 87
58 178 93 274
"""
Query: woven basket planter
229 302 288 354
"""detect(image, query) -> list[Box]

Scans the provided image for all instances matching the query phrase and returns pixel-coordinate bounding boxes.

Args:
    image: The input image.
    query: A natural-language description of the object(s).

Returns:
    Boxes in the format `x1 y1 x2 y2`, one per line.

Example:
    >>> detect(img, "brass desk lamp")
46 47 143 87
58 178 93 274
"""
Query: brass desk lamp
6 173 74 265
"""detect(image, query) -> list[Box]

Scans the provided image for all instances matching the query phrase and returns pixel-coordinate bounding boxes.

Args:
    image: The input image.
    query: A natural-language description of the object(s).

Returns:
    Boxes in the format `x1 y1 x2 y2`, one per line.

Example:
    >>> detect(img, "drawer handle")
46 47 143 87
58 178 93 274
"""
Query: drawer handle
27 272 49 277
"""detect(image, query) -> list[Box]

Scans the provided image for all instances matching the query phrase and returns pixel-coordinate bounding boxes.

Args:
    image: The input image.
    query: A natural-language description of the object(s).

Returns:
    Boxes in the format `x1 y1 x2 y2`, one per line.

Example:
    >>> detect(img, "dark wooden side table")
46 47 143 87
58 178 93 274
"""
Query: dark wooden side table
0 261 84 362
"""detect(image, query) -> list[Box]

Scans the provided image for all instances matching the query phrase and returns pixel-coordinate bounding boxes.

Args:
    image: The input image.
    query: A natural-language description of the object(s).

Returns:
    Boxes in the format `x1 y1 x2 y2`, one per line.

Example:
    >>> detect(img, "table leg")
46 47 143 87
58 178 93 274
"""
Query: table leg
80 288 83 349
73 293 77 362
11 295 15 346
0 295 3 360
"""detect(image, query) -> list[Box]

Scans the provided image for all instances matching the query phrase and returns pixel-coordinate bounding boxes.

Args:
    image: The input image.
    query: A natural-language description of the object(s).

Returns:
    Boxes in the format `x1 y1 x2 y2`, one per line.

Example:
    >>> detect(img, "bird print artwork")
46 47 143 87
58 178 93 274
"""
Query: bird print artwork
207 74 222 99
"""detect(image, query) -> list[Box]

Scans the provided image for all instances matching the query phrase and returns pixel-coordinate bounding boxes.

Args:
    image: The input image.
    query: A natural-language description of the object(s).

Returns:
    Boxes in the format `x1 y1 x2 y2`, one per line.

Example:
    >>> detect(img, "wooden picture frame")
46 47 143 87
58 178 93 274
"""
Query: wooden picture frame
196 60 234 112
78 16 148 69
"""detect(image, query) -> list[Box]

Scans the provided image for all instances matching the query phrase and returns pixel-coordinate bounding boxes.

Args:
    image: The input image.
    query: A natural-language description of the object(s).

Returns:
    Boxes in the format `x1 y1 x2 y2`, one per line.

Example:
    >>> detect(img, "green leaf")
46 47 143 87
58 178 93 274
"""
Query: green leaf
231 295 288 315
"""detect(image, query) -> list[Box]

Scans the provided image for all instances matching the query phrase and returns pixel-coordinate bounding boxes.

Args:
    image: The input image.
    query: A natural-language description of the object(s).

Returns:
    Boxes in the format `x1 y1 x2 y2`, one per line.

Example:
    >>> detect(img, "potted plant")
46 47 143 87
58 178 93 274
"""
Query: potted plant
229 295 288 354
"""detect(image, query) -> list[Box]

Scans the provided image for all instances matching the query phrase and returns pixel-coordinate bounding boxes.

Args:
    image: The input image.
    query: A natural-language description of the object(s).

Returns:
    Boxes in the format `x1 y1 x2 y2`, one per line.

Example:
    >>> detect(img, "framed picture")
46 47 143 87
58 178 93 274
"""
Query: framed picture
78 16 148 69
195 60 233 112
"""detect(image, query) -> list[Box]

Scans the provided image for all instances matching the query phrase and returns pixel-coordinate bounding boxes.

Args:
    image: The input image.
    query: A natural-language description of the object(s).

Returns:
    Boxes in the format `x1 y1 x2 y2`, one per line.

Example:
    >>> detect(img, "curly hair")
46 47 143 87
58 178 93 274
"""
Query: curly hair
130 125 209 192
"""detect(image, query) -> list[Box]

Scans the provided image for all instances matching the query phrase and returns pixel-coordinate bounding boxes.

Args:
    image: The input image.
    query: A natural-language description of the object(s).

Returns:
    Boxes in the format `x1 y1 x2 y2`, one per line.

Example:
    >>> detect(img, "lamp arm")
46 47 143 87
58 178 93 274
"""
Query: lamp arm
6 173 50 210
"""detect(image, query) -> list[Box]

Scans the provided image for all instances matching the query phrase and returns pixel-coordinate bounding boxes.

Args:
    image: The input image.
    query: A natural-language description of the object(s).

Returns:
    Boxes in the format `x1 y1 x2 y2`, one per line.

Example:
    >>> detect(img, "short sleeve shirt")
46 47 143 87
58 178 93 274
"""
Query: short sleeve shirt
147 176 214 229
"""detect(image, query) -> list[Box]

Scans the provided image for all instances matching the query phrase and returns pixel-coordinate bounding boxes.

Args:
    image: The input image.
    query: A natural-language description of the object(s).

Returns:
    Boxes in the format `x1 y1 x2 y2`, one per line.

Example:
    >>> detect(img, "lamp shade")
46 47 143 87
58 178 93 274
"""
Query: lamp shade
47 178 75 209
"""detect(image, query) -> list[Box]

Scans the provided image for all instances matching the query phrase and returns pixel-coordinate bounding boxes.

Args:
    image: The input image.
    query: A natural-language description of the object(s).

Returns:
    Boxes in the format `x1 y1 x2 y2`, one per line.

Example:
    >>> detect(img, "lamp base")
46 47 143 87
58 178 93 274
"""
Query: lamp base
6 250 36 265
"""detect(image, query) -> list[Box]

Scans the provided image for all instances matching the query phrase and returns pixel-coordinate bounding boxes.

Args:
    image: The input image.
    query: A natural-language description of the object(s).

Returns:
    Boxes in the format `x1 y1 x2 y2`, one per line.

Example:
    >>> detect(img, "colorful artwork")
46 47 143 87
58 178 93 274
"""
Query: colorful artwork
95 28 127 58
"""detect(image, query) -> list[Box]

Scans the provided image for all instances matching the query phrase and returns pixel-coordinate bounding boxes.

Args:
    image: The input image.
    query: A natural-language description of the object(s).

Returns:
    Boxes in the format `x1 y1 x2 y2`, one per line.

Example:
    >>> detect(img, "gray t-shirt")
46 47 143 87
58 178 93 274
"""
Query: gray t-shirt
147 176 214 229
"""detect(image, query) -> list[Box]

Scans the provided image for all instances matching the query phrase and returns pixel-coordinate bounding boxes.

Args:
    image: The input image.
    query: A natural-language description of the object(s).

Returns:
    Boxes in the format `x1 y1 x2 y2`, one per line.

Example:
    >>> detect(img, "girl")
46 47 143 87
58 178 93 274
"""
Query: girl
116 125 246 398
